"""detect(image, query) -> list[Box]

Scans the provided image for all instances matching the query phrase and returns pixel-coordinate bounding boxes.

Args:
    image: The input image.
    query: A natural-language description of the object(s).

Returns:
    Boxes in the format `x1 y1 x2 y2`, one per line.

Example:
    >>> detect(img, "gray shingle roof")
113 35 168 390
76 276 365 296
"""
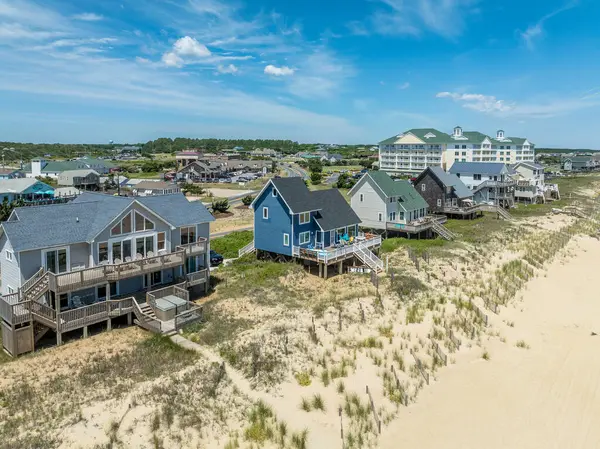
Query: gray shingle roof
426 167 473 199
2 192 213 252
267 178 360 230
311 189 360 231
449 162 508 176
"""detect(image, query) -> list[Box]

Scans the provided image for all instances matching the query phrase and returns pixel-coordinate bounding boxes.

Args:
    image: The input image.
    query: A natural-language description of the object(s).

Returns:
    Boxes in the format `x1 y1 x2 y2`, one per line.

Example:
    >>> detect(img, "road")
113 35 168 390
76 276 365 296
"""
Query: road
211 226 253 239
282 163 309 180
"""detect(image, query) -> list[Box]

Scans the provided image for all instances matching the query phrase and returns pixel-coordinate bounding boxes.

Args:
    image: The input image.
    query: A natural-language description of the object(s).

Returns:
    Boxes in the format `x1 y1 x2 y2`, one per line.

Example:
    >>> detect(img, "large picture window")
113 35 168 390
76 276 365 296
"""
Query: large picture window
99 242 109 263
111 212 134 236
44 248 68 274
136 236 155 258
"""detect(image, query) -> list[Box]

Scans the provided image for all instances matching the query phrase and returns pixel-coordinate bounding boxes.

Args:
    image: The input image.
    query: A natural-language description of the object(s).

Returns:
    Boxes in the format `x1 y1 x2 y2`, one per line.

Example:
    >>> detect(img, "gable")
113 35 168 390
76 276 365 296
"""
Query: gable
394 133 426 145
252 181 291 215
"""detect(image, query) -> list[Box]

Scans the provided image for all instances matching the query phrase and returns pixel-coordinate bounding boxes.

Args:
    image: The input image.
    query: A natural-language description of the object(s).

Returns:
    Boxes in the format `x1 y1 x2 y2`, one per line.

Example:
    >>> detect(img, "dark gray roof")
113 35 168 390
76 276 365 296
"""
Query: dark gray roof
311 189 360 231
267 178 360 230
449 162 508 176
2 192 213 252
426 167 473 199
271 177 317 213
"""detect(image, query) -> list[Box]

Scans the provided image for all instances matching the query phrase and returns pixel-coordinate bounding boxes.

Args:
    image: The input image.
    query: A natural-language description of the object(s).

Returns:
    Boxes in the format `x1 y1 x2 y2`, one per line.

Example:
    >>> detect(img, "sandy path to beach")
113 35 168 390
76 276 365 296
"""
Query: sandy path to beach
380 235 600 449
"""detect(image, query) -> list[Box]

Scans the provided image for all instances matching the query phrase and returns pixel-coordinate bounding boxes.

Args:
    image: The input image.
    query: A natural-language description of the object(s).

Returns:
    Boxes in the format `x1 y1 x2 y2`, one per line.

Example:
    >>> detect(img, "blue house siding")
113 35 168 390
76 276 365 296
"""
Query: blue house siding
253 183 293 256
292 213 318 248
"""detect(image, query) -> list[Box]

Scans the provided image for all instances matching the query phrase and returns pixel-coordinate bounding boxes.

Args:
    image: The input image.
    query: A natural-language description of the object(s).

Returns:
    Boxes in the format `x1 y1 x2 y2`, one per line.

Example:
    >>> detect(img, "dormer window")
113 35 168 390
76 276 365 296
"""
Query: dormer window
424 132 436 139
497 130 505 139
453 126 463 137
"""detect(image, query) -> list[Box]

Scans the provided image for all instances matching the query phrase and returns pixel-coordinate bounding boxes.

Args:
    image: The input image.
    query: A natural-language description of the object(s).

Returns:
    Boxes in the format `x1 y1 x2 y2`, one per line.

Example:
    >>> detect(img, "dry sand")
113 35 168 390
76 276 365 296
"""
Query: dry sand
380 235 600 449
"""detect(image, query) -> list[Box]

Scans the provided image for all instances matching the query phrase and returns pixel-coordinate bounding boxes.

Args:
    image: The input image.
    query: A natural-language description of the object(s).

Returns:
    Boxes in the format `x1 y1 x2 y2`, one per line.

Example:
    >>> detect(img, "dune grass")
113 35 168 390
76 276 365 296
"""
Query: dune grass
380 237 447 254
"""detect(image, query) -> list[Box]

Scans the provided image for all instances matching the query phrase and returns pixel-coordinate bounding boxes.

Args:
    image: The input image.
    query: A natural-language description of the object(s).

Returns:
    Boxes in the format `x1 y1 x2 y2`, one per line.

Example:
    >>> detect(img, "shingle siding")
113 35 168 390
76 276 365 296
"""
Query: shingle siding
414 174 446 213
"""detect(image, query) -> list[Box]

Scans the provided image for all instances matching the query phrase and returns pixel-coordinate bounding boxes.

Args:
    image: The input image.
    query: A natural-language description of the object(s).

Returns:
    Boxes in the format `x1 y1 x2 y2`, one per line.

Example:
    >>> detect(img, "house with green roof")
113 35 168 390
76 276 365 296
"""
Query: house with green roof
349 171 455 239
379 126 535 176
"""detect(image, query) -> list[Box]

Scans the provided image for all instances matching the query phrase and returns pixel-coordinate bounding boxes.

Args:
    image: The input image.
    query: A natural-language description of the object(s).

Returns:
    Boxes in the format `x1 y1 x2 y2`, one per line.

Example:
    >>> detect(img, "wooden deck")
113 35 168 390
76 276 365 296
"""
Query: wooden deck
48 250 187 294
292 235 382 265
385 215 448 233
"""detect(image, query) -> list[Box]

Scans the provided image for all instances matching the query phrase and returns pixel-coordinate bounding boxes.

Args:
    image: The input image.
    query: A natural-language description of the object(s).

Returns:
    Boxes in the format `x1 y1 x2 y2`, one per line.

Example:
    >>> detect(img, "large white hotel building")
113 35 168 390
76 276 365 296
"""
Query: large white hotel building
378 126 535 175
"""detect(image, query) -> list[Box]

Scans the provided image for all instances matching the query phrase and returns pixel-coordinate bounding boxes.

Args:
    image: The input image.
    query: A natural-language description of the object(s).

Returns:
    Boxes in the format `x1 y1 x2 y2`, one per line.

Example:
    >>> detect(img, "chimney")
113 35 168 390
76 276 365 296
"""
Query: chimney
31 158 46 177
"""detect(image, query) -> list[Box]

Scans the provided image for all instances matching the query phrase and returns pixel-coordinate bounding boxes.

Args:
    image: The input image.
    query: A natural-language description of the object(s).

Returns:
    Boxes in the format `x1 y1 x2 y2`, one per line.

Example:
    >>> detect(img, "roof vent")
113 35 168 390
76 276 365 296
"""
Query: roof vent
76 217 79 223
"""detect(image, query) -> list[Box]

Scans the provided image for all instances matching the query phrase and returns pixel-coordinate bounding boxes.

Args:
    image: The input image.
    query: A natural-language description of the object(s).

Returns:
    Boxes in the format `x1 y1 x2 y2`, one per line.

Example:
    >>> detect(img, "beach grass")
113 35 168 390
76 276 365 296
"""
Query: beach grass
211 230 253 259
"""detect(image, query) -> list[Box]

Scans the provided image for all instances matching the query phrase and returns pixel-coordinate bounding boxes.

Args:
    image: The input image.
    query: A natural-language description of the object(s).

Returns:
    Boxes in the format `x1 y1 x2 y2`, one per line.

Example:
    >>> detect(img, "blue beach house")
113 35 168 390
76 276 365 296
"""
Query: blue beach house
251 177 361 256
247 177 383 276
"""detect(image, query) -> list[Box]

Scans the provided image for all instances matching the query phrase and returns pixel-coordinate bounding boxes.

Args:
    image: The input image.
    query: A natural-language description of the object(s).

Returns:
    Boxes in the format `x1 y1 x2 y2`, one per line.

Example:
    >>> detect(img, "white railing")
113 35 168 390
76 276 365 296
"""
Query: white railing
186 269 208 286
354 246 384 272
293 235 382 265
176 237 208 256
238 240 255 257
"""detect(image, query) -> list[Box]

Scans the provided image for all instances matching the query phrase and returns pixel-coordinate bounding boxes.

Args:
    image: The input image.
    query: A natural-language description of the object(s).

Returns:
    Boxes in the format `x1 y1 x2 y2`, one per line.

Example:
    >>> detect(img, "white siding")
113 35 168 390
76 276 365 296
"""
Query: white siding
350 178 387 229
0 235 21 295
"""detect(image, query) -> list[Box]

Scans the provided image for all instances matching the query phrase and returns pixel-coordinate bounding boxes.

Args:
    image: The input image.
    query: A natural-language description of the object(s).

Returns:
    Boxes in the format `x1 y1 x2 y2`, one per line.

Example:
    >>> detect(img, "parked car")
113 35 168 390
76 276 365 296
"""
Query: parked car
210 250 224 266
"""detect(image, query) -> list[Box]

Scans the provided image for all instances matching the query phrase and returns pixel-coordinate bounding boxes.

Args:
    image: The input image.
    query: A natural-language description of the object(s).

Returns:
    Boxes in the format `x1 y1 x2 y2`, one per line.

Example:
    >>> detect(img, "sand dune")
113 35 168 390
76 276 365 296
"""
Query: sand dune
381 235 600 449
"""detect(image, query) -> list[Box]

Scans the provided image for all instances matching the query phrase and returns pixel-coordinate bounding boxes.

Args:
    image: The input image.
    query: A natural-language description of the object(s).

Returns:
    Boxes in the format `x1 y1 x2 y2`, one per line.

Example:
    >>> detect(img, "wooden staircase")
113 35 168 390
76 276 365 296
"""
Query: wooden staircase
495 206 513 221
238 240 255 257
353 245 384 273
431 220 457 241
138 302 157 320
33 323 50 343
23 274 49 303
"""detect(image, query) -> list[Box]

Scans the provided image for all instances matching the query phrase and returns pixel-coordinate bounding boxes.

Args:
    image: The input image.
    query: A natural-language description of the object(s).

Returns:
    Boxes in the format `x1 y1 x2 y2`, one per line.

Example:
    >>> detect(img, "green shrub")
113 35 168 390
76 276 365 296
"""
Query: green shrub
241 195 254 206
212 198 230 213
295 372 312 387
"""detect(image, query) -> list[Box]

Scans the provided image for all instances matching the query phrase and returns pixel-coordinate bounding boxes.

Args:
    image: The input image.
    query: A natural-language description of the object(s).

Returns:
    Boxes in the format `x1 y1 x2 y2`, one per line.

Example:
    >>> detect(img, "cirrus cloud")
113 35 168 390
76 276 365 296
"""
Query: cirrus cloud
72 12 103 22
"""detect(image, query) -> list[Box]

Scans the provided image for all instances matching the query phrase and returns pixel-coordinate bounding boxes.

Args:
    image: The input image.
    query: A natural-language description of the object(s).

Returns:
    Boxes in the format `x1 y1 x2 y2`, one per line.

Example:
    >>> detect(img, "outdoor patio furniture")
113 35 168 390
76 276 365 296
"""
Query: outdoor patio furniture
70 296 83 308
125 256 132 263
114 258 121 264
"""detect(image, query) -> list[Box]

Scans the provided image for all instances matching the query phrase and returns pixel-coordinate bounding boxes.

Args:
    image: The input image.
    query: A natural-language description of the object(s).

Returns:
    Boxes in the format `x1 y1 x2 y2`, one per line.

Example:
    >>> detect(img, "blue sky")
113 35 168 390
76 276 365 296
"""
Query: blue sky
0 0 599 147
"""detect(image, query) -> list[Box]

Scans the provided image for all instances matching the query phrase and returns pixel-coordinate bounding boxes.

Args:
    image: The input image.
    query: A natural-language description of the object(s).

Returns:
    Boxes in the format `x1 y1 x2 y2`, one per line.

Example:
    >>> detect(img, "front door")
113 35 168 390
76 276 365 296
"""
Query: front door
44 249 68 274
187 256 197 274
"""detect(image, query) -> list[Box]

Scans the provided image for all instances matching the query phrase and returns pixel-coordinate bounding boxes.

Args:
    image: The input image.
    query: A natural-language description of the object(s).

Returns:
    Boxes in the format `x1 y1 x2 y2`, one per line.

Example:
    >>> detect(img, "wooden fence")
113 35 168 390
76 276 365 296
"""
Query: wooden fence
410 349 429 385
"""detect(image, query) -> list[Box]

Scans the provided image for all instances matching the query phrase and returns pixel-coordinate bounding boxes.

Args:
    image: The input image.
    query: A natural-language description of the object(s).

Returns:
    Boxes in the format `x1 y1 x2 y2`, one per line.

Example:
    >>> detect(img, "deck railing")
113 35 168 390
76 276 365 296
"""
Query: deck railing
186 268 208 286
176 237 208 257
294 235 382 265
48 250 186 294
30 301 57 327
146 283 189 309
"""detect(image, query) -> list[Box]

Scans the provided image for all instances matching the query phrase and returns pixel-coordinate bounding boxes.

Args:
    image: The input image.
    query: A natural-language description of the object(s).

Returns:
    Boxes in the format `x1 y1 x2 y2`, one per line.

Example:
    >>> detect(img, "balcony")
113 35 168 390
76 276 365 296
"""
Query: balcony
386 215 448 233
176 238 208 257
186 268 209 287
48 250 186 294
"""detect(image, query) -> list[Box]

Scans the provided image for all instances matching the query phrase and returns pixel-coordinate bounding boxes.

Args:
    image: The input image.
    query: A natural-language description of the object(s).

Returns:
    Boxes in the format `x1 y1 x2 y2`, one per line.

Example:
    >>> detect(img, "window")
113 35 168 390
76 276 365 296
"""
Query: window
421 184 426 192
506 146 511 150
336 227 346 237
98 282 117 299
378 213 383 221
462 145 467 149
44 249 68 274
151 271 162 286
389 212 396 221
299 231 310 245
399 211 404 220
136 235 155 257
134 211 154 232
455 152 459 156
474 174 482 181
181 226 196 245
262 207 269 220
6 250 13 261
111 212 134 236
283 233 290 247
348 226 356 238
437 199 442 207
157 232 166 251
7 285 15 294
359 193 364 202
272 188 278 197
455 145 460 149
299 212 310 224
462 152 467 156
99 242 109 263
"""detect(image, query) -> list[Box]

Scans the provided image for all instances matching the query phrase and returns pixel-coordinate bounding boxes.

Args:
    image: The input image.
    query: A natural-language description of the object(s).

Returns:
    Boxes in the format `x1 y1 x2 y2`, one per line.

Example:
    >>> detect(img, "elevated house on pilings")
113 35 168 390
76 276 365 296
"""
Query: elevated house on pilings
413 166 482 219
0 192 214 357
243 177 384 276
348 170 456 240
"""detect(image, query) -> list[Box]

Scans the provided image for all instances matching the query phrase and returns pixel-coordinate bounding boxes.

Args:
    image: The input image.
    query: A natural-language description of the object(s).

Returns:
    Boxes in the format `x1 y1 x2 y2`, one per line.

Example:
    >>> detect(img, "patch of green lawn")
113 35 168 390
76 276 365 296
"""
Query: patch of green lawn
211 231 253 259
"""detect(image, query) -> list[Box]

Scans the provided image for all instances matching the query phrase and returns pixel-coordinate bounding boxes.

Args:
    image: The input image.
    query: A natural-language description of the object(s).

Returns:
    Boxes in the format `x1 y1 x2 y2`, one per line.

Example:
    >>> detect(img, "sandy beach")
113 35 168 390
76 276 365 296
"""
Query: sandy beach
381 235 600 449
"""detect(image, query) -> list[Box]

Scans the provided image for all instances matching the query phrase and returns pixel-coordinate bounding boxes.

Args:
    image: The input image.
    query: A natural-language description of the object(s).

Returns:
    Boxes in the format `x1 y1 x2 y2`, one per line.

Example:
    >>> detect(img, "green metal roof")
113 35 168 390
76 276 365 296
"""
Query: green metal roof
379 128 451 145
380 129 532 147
367 171 428 211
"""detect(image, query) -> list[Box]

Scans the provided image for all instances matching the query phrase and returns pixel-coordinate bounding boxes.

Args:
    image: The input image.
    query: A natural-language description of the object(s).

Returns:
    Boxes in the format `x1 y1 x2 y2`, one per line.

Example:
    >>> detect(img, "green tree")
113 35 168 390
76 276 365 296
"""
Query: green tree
212 198 230 213
241 195 254 206
310 172 323 185
308 159 323 174
359 159 374 170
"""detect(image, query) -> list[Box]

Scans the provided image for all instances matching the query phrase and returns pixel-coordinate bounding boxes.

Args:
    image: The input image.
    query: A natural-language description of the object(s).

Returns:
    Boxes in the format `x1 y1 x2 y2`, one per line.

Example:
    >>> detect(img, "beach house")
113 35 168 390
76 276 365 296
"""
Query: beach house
448 162 516 208
412 167 480 218
349 171 455 239
244 177 383 275
0 192 213 356
0 178 55 203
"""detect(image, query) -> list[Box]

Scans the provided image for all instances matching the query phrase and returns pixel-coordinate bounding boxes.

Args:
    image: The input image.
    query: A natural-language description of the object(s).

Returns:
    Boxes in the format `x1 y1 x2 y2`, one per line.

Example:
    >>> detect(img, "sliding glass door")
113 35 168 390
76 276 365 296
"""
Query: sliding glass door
44 249 68 274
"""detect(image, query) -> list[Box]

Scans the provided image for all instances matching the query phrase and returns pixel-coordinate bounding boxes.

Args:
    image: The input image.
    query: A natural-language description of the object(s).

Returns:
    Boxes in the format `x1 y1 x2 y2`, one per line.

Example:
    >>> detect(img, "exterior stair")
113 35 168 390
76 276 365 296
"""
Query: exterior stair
23 274 49 302
238 240 255 257
33 323 50 343
353 246 384 273
495 206 513 221
431 220 457 241
139 303 157 320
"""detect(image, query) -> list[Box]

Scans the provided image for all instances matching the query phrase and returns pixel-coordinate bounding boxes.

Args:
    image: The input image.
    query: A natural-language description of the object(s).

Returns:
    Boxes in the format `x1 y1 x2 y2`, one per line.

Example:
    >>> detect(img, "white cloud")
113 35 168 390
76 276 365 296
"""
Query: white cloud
72 12 103 22
519 1 579 50
367 0 479 38
162 36 211 68
172 36 211 57
264 64 294 76
399 82 410 90
162 52 183 67
0 23 64 40
217 63 238 74
286 51 352 99
436 92 514 113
